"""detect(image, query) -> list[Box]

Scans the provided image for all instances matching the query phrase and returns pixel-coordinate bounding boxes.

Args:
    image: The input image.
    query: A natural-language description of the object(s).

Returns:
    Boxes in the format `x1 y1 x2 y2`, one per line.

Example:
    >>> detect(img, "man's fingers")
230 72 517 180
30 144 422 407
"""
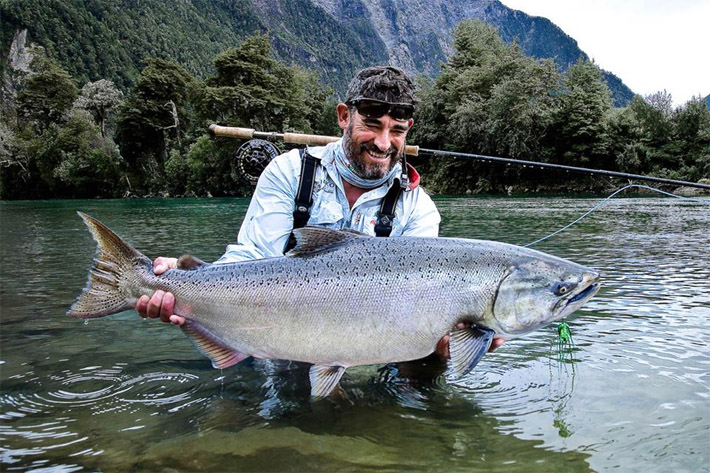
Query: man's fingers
153 257 178 275
136 295 149 318
159 292 175 323
146 290 165 318
169 315 185 326
436 334 451 360
136 290 178 325
489 337 504 352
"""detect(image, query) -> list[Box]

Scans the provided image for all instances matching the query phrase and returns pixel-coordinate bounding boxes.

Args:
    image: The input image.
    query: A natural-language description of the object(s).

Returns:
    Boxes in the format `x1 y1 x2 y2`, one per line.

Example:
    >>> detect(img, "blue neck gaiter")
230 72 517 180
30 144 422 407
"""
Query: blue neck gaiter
334 142 400 190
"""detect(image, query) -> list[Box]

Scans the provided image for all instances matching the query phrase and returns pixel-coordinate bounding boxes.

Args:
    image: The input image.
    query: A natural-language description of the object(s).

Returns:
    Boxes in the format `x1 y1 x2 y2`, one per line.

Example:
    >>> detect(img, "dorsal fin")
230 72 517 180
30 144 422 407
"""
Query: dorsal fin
286 227 370 257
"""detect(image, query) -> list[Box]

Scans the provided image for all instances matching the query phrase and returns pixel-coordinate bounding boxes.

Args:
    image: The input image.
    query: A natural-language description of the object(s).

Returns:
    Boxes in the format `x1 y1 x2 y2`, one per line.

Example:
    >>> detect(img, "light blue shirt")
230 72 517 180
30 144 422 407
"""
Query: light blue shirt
215 139 441 263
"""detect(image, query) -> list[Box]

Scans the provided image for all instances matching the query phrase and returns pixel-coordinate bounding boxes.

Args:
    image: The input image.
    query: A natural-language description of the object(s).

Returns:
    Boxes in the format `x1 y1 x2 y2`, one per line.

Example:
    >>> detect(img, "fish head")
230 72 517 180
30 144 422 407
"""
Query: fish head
491 255 600 336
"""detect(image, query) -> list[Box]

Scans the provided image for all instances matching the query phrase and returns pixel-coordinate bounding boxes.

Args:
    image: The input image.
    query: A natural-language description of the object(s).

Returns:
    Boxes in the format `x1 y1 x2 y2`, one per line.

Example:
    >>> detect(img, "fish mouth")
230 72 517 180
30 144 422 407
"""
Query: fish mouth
568 283 600 305
556 276 600 319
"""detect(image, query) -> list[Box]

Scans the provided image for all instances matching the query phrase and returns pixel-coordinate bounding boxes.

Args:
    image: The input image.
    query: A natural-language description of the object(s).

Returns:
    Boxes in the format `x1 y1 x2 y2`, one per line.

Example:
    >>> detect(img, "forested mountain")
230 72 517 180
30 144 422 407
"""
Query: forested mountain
0 0 634 105
2 15 707 200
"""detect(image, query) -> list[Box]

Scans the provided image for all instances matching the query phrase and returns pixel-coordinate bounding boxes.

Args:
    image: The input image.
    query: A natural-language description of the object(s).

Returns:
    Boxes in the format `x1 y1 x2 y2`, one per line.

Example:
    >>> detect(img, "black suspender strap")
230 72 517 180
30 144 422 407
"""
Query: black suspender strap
291 148 402 239
293 149 319 229
374 178 402 237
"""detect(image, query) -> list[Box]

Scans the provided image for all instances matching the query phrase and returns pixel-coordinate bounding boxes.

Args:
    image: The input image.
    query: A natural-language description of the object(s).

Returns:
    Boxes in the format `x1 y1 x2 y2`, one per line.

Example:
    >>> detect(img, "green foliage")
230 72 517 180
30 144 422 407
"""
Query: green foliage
606 93 710 182
411 20 563 193
1 54 127 199
0 0 384 96
75 79 124 136
116 58 197 194
0 0 260 89
186 34 334 196
258 0 389 93
1 15 706 199
412 20 705 193
16 56 78 132
2 109 124 199
2 29 341 199
195 34 331 134
46 110 125 198
547 58 614 168
164 135 250 197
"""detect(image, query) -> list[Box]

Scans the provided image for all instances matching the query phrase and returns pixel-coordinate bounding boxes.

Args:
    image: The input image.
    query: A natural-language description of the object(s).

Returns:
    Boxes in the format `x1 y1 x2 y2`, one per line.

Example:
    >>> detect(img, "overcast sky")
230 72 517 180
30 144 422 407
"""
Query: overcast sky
498 0 709 107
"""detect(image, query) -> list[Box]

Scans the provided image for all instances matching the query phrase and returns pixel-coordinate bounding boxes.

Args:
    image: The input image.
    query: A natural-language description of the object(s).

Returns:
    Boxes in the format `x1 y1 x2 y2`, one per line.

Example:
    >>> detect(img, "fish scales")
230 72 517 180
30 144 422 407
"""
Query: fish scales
68 213 600 397
146 238 502 364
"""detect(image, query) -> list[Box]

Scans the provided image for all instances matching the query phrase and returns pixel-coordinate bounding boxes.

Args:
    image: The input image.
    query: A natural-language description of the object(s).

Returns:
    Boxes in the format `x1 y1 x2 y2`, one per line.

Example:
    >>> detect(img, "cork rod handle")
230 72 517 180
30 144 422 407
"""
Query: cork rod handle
209 124 419 156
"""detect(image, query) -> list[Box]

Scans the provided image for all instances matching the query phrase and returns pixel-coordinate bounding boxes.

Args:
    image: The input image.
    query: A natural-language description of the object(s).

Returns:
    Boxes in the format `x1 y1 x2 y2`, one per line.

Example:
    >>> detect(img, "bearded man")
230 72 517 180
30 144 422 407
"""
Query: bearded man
137 66 502 366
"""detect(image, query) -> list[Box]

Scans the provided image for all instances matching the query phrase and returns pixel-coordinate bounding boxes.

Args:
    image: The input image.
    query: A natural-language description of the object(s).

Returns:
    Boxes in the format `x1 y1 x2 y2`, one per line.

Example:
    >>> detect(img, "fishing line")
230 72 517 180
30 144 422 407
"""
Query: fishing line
524 184 710 248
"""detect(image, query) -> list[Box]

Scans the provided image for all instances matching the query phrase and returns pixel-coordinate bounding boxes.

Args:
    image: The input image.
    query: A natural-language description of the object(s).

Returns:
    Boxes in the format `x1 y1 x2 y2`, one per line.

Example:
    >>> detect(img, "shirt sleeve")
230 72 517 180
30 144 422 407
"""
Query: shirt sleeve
213 151 299 264
401 189 440 237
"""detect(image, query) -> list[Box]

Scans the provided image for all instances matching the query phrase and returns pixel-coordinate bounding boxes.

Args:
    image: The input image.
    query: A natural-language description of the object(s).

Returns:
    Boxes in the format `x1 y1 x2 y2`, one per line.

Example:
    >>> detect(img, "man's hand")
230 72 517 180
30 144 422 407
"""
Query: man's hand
135 257 185 326
435 322 503 359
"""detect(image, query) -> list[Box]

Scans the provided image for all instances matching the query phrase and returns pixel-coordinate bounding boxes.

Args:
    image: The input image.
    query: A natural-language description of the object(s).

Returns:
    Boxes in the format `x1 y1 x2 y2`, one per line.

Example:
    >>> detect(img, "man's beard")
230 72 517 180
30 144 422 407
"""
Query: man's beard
343 123 402 180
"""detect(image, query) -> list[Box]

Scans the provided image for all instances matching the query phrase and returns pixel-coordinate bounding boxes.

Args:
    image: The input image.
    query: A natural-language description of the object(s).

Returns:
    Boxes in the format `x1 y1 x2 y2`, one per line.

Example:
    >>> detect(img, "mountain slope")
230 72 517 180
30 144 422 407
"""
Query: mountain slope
1 0 634 105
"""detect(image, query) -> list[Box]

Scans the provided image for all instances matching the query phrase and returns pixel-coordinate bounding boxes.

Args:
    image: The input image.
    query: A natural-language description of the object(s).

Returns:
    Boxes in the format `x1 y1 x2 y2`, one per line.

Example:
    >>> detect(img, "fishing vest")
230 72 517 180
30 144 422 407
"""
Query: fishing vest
292 149 402 237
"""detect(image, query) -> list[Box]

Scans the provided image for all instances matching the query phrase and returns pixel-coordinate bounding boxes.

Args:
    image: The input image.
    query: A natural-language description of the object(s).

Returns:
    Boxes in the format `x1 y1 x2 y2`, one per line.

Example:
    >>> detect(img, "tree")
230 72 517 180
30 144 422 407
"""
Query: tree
607 105 648 174
16 56 78 132
196 33 323 133
116 58 196 194
186 34 332 196
74 79 124 136
0 122 20 170
631 91 674 148
410 20 561 193
0 121 26 197
44 109 125 198
669 96 710 180
548 58 613 168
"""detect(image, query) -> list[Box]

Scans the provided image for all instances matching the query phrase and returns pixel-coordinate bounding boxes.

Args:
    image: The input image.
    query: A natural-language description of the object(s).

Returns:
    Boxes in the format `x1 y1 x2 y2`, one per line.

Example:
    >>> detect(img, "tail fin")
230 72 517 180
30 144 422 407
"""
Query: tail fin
67 212 151 319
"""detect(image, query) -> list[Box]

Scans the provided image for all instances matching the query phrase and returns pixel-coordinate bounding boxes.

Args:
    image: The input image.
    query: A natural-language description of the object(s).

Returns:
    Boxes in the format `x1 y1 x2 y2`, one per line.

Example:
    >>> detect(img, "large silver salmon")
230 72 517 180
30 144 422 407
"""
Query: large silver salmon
68 213 600 397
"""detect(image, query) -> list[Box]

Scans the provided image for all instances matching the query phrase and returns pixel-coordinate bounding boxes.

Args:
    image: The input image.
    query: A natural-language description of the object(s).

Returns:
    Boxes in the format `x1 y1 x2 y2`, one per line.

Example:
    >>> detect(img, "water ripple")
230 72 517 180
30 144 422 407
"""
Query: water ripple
0 363 206 467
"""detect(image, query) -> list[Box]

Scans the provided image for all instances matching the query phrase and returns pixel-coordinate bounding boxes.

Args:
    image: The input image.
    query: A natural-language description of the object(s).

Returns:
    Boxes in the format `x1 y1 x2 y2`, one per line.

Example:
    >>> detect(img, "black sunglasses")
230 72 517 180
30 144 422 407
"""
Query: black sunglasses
349 100 414 122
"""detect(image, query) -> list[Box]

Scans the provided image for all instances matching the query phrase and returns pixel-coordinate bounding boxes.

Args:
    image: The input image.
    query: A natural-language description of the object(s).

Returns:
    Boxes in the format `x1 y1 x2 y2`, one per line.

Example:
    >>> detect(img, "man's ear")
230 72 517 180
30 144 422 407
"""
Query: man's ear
336 103 351 131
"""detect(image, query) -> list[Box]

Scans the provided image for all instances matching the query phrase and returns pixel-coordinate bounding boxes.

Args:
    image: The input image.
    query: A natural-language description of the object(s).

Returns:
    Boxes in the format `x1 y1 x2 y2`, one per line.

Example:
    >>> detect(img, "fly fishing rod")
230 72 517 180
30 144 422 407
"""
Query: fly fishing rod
209 124 710 190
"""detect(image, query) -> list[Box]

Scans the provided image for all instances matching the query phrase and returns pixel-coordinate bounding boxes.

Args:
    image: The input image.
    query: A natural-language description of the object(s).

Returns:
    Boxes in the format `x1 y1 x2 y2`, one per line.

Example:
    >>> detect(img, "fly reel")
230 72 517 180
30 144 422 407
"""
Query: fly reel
234 139 280 185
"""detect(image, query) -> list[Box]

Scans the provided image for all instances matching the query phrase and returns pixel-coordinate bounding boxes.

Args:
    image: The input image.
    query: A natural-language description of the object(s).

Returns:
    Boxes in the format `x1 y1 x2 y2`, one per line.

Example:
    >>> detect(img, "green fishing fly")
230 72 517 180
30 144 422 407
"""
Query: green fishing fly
556 322 575 363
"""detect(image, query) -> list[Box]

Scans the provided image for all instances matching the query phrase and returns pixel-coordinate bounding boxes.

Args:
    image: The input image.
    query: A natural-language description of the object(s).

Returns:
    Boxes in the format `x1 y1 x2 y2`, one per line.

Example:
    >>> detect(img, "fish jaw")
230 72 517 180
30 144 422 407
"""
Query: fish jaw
491 257 601 337
553 270 601 320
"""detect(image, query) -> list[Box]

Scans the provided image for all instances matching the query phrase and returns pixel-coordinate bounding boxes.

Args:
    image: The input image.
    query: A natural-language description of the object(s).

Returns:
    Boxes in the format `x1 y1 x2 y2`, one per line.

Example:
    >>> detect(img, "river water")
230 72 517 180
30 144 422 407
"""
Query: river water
1 196 708 472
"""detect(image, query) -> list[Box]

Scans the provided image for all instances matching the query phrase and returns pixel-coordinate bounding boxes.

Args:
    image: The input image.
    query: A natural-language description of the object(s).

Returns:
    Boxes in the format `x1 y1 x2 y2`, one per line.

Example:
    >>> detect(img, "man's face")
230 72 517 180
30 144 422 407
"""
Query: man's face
337 103 413 180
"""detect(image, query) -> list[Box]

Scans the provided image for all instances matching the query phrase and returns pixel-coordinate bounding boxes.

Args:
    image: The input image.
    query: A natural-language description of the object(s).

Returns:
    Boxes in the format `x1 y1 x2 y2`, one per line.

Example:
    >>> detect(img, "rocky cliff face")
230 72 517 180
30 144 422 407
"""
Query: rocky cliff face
2 29 39 115
313 0 492 75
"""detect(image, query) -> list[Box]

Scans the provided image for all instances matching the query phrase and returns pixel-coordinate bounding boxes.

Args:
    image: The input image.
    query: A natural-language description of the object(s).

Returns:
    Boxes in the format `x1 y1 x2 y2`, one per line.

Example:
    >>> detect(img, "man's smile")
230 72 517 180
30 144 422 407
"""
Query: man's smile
365 150 391 161
362 144 396 162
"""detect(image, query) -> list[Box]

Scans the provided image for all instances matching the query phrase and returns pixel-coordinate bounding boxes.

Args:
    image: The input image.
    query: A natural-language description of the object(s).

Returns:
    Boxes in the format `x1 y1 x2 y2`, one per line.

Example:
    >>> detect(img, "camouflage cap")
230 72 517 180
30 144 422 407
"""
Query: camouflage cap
345 66 419 106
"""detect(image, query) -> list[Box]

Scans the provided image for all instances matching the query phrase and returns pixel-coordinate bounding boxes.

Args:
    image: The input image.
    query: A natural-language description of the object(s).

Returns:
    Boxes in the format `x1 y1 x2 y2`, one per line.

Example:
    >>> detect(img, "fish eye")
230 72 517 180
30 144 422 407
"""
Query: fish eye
552 282 575 296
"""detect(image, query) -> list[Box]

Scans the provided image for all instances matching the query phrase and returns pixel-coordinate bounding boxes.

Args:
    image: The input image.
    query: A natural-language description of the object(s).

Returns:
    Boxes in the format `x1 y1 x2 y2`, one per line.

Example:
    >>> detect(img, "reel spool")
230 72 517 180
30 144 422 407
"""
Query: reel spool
234 139 280 185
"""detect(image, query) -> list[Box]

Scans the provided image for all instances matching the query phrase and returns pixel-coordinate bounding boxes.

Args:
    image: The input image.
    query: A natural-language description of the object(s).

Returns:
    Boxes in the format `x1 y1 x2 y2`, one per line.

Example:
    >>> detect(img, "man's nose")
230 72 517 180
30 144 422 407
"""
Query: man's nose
373 128 392 152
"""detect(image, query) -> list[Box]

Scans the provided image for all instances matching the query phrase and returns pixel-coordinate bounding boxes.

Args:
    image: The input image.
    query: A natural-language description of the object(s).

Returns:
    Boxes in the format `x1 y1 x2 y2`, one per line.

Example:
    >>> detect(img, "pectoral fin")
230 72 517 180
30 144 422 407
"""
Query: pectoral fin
309 365 346 398
181 319 249 369
447 325 495 379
